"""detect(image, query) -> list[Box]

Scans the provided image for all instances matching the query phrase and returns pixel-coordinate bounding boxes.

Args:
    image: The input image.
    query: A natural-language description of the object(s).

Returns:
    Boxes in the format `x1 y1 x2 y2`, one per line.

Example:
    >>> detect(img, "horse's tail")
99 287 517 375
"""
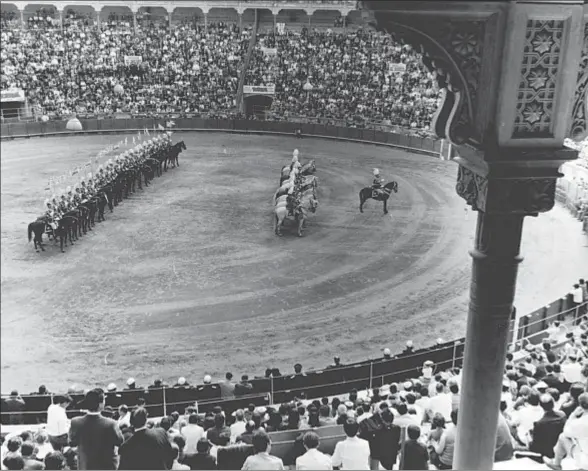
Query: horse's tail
28 223 33 242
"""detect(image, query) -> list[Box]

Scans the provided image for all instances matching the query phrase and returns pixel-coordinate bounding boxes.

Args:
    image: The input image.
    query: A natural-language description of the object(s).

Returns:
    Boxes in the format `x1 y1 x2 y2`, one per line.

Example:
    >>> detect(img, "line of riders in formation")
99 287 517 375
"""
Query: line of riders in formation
27 134 187 252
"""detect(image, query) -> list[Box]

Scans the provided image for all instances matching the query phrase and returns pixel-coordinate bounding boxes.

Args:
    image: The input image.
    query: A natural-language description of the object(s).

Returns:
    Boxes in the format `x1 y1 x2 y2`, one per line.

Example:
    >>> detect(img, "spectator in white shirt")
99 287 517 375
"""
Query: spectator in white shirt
393 403 420 428
544 393 588 470
572 284 584 312
512 391 544 446
117 405 131 429
561 354 584 384
46 395 71 451
230 410 247 444
331 419 370 470
428 382 452 420
295 431 332 470
33 431 53 460
181 413 204 455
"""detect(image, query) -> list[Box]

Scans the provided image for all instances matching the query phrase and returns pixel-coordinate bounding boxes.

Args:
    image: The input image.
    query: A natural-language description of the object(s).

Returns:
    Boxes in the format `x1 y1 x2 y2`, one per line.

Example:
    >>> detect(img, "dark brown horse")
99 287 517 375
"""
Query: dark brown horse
359 181 399 215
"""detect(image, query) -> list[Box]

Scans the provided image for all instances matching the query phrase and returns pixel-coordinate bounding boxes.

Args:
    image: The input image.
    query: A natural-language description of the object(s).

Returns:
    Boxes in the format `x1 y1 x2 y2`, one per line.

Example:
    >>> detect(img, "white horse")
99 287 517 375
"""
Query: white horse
274 192 319 237
301 175 318 192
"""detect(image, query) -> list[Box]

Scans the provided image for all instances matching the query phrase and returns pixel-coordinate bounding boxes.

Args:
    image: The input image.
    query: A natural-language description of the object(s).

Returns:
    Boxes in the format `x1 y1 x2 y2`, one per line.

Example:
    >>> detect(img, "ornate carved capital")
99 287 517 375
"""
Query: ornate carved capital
569 21 588 141
456 165 556 215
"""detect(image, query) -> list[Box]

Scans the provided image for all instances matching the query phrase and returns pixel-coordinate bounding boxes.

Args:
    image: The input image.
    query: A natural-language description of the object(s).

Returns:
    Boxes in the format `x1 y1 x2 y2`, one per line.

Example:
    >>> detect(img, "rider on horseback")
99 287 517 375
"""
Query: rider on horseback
291 149 302 172
372 168 385 199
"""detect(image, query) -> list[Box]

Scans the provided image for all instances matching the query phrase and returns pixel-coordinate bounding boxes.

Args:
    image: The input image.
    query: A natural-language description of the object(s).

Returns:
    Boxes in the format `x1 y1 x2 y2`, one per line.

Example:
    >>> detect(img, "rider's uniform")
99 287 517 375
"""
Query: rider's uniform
372 172 384 198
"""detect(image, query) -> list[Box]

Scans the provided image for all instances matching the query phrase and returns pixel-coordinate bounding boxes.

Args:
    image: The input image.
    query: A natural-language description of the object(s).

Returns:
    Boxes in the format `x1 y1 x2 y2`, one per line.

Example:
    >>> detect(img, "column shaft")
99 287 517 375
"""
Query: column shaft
454 212 525 470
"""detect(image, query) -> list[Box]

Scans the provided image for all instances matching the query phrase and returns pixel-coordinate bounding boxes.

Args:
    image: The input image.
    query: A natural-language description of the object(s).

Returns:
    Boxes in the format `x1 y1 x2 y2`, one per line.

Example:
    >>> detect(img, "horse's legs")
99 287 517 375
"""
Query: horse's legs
359 195 365 213
298 217 304 237
383 199 388 215
60 233 65 252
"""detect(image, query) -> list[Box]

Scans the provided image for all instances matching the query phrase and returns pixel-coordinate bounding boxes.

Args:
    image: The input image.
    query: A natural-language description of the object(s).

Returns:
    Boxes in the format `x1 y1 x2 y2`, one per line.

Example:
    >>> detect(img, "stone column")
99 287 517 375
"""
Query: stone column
239 12 242 30
168 13 172 30
19 8 25 28
132 11 137 33
453 204 525 469
204 12 208 31
57 9 63 31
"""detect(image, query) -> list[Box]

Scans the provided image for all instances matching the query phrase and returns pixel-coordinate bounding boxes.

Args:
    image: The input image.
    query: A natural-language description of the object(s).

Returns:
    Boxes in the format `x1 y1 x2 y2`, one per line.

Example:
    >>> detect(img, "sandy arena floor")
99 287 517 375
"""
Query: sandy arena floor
1 132 586 392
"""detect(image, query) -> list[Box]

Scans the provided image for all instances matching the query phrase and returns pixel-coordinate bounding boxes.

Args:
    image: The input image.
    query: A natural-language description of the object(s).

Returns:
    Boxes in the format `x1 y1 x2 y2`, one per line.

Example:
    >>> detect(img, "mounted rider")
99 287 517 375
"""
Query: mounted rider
44 199 59 229
372 168 385 198
291 149 302 172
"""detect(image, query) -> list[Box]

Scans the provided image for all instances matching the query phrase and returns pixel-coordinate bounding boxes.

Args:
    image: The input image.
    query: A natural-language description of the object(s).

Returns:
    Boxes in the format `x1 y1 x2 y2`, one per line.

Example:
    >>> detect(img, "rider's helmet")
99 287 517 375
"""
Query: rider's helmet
45 199 51 207
373 168 380 176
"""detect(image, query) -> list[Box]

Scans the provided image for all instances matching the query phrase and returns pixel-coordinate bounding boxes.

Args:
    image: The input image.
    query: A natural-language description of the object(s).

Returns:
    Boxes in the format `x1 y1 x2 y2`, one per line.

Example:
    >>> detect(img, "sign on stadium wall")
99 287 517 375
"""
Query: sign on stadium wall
1 88 25 103
243 85 276 95
124 56 143 66
389 63 407 74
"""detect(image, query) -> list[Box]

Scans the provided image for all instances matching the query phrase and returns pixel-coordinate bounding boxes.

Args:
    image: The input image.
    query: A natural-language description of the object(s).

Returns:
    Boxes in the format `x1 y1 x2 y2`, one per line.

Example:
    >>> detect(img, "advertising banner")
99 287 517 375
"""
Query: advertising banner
124 55 143 66
243 85 276 95
388 63 407 74
1 88 25 103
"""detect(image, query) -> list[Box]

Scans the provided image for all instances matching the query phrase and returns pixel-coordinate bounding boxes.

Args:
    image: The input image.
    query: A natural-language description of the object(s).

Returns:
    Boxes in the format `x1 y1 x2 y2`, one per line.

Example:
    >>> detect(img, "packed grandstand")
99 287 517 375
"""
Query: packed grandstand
1 2 588 471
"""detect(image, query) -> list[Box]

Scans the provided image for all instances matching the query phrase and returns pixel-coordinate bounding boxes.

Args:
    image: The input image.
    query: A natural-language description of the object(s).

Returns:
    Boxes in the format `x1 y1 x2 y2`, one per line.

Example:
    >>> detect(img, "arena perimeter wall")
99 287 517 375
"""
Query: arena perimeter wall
0 117 584 425
0 117 441 157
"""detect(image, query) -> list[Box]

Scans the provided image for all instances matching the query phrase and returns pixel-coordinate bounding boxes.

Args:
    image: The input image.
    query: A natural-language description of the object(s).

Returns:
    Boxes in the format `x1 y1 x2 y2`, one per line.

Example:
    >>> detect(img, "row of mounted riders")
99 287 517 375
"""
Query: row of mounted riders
27 138 187 253
273 150 319 237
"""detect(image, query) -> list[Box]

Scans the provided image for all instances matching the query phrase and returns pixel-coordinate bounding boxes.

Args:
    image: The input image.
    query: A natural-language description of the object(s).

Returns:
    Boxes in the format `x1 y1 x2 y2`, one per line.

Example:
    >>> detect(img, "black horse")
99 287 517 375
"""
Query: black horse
359 181 399 215
166 141 186 170
28 218 48 252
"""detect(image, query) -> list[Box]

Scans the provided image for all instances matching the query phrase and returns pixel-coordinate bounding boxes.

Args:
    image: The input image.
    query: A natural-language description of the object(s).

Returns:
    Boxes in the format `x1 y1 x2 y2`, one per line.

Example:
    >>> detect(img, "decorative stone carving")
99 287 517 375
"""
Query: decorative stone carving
569 22 588 141
512 19 565 139
456 165 556 215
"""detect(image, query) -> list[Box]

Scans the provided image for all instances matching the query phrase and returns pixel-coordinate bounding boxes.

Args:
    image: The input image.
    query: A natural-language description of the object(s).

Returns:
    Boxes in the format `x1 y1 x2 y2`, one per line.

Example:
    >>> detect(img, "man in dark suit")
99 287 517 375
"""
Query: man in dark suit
68 388 124 470
118 407 175 470
529 394 567 459
181 437 218 469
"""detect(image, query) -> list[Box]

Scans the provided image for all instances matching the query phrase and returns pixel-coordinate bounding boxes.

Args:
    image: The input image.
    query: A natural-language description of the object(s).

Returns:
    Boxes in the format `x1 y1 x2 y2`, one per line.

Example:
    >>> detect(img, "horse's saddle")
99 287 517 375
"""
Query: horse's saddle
372 189 383 199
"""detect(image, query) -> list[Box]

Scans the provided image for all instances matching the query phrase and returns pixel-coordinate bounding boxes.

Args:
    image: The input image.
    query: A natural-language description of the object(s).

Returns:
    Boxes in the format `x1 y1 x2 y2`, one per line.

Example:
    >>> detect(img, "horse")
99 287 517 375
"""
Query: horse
28 218 48 252
275 192 319 237
301 175 318 192
166 140 186 170
359 181 399 215
300 160 316 175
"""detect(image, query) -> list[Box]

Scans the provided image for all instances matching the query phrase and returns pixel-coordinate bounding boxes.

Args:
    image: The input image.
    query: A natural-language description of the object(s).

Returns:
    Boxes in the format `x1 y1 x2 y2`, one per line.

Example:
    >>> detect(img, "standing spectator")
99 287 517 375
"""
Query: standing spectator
241 430 284 470
332 419 370 470
236 421 256 445
43 452 66 471
400 425 429 470
118 407 174 470
370 409 401 470
181 438 217 470
393 403 419 429
449 382 461 412
428 383 451 420
117 405 131 429
68 388 124 471
20 442 43 470
47 395 71 452
430 409 458 470
544 392 588 469
572 284 584 316
170 443 189 471
295 431 331 470
230 410 246 444
529 394 567 459
219 373 236 399
562 354 583 385
2 391 26 425
181 414 204 455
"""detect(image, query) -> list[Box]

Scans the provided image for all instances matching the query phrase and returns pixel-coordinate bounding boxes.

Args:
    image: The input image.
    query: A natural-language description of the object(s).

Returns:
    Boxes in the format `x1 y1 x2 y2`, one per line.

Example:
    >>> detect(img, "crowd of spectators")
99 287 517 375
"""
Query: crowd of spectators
253 28 440 130
1 21 250 119
1 13 439 133
1 318 587 470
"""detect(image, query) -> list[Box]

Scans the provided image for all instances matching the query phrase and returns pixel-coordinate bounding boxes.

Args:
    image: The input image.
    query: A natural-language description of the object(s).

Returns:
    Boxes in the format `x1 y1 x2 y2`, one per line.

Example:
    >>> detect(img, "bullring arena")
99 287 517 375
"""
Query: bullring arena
1 131 586 392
